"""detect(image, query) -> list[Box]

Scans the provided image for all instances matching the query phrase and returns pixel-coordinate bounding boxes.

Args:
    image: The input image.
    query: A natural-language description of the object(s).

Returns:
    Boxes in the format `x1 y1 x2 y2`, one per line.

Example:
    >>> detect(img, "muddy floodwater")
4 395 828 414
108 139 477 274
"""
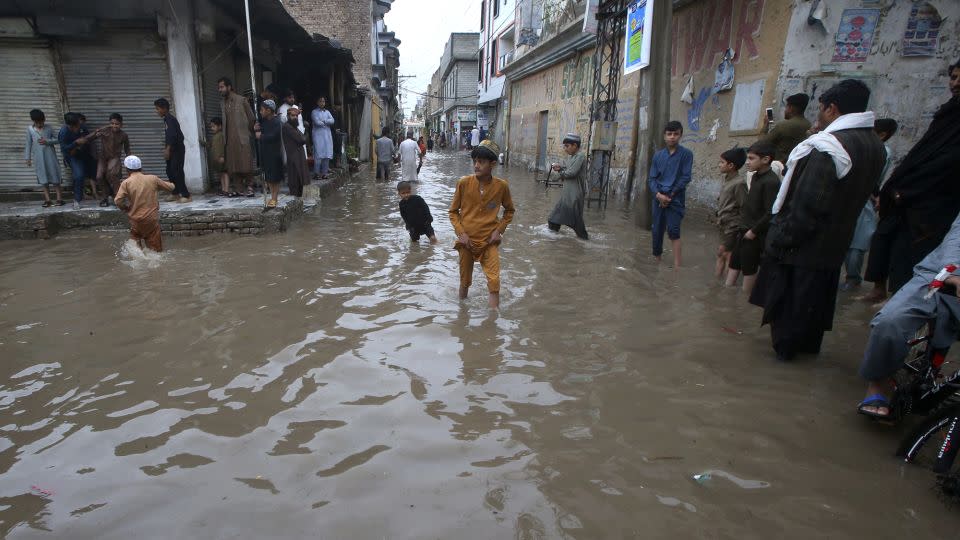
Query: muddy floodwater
1 151 958 539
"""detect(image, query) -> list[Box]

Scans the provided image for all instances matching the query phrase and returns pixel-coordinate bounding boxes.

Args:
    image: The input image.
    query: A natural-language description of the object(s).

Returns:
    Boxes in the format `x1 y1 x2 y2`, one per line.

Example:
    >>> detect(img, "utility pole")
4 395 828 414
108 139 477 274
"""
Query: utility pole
633 0 672 230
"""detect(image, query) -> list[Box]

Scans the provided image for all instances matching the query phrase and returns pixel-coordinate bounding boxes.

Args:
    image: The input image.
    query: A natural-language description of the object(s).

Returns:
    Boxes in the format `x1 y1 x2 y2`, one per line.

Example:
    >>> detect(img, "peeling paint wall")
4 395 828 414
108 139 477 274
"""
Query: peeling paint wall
669 0 793 206
508 46 641 192
778 0 960 171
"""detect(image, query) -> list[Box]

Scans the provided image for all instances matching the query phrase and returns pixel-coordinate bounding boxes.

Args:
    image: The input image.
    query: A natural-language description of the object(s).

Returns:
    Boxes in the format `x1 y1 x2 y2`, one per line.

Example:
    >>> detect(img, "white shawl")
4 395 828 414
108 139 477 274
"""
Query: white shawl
771 111 875 214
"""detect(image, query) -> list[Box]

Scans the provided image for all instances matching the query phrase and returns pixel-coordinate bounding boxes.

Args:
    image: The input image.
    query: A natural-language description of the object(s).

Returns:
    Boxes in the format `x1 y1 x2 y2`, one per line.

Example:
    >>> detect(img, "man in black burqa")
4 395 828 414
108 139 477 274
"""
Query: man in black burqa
749 79 886 362
862 59 960 300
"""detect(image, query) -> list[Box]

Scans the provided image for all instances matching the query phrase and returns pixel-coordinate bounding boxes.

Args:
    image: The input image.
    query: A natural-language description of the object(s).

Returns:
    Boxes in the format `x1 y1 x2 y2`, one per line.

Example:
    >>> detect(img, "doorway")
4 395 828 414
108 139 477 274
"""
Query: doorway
536 110 548 171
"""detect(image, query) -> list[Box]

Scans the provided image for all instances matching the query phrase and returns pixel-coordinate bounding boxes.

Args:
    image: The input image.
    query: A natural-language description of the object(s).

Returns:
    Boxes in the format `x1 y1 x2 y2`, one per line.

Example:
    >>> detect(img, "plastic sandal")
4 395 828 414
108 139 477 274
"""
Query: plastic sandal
857 394 893 419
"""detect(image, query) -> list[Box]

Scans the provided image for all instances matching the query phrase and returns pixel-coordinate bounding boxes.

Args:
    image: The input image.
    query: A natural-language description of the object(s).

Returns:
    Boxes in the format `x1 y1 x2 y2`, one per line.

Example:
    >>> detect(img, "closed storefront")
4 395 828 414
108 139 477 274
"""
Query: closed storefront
200 35 239 182
0 39 64 191
59 29 172 180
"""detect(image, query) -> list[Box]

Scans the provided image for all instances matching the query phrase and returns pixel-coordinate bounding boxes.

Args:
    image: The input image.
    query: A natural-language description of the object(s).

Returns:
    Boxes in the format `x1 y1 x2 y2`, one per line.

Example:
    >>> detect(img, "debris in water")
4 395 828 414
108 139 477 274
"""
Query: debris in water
692 473 711 484
31 485 54 498
721 327 743 335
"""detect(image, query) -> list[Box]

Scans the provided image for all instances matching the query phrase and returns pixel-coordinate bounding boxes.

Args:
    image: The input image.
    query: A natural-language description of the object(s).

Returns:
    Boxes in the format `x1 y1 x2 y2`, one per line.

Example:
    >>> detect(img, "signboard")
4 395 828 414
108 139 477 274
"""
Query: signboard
590 121 618 151
624 0 653 74
456 108 477 122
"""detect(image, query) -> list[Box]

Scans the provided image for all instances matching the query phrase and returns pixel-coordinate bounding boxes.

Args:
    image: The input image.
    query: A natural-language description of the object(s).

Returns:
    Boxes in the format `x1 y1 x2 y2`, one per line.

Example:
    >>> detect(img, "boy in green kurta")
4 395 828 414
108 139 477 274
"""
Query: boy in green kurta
206 117 230 196
449 140 515 308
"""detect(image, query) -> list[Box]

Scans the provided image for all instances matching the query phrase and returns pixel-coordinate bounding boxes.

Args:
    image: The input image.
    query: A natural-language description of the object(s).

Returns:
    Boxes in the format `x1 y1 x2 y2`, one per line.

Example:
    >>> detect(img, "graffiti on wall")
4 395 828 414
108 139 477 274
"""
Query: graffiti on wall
671 0 766 77
561 55 593 100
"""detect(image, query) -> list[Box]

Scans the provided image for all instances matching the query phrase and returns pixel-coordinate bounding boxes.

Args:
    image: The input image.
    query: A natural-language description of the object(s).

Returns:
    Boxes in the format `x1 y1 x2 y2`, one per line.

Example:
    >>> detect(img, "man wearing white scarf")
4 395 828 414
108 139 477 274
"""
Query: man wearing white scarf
749 80 887 362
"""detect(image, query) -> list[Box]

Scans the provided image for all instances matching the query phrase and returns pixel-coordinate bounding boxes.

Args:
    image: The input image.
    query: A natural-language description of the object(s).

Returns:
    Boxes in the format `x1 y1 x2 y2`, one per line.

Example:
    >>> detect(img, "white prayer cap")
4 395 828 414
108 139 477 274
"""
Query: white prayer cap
289 104 300 111
124 155 142 170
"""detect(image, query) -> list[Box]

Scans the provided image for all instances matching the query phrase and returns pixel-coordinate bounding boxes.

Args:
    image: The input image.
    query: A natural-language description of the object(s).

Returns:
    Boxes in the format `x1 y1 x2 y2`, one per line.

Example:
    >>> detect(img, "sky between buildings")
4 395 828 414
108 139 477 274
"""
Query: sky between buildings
384 0 481 117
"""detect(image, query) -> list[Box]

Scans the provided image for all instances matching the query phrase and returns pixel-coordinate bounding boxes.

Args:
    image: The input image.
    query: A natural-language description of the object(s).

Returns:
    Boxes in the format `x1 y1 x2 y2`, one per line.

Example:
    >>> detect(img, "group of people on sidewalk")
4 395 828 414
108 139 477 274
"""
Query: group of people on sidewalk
24 77 337 211
652 61 960 420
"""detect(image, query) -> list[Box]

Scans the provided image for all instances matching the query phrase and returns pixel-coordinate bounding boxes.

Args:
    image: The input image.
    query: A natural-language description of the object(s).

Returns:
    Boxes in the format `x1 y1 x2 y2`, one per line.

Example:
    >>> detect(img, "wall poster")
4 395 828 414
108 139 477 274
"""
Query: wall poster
902 2 942 57
624 0 653 74
832 8 880 63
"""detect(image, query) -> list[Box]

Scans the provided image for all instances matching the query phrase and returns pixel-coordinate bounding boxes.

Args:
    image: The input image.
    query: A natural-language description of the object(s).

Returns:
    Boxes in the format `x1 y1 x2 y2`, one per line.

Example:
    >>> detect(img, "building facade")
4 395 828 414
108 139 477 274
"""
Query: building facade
672 0 960 205
284 0 401 161
0 0 355 194
478 0 517 148
436 33 480 150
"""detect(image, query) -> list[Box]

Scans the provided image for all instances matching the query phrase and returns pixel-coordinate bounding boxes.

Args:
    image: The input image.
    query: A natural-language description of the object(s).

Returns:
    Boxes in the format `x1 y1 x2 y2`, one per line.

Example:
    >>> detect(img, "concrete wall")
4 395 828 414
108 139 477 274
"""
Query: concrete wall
777 0 960 167
669 0 793 206
507 46 641 190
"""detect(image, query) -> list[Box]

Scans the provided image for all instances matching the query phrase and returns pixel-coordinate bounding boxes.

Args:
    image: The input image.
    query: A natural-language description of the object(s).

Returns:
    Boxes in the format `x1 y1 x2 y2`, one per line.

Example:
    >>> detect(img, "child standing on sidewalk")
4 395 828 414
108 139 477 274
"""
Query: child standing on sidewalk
85 113 131 206
206 117 230 196
113 155 175 252
448 140 515 308
25 109 64 207
715 147 747 281
398 181 437 243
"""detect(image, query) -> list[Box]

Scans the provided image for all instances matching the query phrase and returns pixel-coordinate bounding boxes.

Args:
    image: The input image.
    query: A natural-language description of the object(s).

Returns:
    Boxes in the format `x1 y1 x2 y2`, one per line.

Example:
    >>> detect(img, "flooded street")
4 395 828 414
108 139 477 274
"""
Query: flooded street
2 150 958 539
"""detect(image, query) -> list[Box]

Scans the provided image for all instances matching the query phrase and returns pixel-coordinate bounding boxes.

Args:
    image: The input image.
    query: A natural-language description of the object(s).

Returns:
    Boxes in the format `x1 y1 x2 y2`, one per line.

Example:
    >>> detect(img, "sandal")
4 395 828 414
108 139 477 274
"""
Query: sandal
42 200 52 207
857 394 893 419
217 190 229 197
245 189 255 198
55 200 65 206
266 199 277 208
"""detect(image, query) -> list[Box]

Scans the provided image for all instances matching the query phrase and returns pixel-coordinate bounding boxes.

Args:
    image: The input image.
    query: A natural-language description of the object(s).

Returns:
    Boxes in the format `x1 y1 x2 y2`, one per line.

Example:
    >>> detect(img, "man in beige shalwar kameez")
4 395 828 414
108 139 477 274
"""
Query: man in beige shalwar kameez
218 77 257 196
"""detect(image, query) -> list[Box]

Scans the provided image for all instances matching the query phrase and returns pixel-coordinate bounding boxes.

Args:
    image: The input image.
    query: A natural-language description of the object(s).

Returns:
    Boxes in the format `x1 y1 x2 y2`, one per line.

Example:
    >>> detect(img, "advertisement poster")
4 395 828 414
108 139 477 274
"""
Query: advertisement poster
832 8 880 63
902 2 943 57
624 0 653 74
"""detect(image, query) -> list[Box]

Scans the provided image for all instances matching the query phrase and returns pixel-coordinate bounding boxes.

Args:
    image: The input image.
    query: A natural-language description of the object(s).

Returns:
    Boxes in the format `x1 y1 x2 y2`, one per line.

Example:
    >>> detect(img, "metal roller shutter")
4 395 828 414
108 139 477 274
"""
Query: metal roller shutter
0 40 65 191
59 31 172 180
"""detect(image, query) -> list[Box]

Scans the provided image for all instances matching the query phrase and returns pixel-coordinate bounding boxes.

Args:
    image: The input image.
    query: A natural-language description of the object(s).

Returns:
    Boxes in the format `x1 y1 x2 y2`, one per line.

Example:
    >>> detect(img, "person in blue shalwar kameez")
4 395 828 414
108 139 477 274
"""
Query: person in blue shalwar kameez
311 96 334 179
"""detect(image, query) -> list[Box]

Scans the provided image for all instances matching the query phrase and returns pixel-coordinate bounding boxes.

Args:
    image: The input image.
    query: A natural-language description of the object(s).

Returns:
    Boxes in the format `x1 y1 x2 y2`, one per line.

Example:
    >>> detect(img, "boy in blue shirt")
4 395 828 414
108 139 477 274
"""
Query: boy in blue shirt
648 120 693 267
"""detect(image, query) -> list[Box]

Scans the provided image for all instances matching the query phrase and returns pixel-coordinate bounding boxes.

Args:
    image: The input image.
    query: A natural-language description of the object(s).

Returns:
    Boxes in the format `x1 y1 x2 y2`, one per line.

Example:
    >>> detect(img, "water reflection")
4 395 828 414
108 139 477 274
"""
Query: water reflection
0 150 958 538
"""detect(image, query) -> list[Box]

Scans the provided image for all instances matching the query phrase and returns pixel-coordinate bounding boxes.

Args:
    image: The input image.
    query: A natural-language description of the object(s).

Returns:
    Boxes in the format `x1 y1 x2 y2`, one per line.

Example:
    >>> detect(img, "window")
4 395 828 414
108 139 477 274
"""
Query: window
489 40 498 78
480 1 485 31
478 49 484 82
493 0 499 19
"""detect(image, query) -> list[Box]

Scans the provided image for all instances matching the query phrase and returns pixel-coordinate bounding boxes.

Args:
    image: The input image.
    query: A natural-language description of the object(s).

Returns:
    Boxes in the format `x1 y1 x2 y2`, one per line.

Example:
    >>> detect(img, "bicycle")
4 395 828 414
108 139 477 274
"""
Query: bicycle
897 403 960 500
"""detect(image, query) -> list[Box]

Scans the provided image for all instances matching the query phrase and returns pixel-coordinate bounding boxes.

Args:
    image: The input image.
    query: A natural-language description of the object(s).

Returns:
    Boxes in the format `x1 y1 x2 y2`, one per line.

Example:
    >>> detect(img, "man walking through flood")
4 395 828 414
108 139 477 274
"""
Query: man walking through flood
749 79 885 362
219 77 257 197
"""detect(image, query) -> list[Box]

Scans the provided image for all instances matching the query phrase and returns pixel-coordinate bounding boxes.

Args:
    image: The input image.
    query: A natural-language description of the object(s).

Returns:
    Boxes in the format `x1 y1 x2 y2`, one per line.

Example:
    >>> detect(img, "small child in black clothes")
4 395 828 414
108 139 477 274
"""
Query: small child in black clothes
398 181 437 243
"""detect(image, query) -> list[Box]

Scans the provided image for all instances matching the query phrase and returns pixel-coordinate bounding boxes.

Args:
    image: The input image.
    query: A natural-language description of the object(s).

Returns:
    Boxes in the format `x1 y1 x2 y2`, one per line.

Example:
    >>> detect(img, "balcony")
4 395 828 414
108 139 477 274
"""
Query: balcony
498 50 514 71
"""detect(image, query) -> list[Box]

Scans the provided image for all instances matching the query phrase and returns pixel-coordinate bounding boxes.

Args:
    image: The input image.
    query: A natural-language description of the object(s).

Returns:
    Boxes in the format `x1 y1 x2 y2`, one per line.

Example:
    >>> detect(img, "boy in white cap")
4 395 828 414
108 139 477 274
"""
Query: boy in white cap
113 155 175 252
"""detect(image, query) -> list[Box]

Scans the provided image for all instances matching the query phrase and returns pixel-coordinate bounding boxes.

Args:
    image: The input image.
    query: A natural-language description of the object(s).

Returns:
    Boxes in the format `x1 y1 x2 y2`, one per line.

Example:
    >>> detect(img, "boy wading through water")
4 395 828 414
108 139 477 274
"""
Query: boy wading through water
113 155 175 252
715 147 748 282
449 140 515 308
648 121 693 267
398 181 437 244
548 133 589 240
728 141 781 295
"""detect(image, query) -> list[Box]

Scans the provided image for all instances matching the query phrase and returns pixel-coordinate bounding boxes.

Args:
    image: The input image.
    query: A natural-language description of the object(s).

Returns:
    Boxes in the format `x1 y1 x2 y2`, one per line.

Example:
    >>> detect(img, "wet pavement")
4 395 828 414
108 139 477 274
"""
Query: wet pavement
1 150 958 539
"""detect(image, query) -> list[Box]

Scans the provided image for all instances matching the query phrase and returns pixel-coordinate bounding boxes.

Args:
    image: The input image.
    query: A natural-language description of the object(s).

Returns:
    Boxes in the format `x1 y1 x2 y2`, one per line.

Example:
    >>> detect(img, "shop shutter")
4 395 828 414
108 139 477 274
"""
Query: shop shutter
0 40 64 191
59 31 172 180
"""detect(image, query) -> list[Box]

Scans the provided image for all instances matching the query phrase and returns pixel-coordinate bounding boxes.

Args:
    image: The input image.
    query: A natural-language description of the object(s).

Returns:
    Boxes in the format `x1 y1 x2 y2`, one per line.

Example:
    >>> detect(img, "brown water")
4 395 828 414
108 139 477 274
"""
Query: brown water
1 151 957 539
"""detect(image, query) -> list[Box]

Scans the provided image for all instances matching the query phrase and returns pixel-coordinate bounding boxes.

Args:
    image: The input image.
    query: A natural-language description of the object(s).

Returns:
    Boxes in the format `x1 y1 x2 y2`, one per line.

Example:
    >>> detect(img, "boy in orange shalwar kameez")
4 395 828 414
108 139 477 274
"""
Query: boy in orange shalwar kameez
448 140 515 308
